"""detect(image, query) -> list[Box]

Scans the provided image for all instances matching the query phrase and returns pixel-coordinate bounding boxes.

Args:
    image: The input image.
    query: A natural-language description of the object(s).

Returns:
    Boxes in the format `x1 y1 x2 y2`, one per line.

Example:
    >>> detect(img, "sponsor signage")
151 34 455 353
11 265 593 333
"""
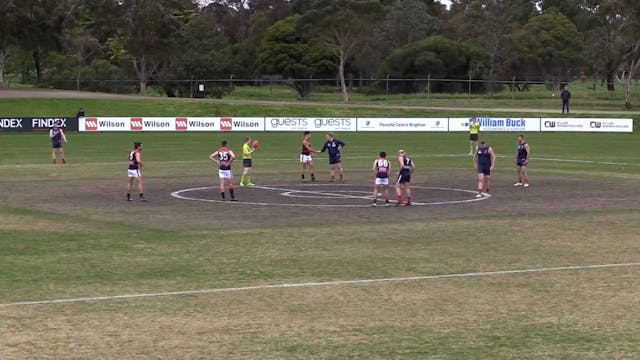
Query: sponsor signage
449 117 541 132
266 117 356 132
218 117 265 131
541 118 633 132
357 118 448 131
78 117 265 131
0 117 78 132
73 116 632 133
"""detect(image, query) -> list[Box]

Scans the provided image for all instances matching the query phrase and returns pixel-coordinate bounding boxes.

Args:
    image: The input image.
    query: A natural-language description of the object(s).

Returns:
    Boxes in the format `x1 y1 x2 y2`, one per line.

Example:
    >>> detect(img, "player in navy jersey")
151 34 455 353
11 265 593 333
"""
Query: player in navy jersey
371 151 392 207
320 133 346 182
395 149 415 206
473 140 496 198
49 120 68 164
514 134 530 187
209 140 237 201
126 142 146 201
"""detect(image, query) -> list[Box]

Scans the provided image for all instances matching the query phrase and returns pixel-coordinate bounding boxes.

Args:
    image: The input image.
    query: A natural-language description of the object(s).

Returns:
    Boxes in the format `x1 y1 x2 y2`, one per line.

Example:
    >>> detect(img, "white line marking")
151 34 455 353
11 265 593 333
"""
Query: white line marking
2 155 638 168
1 262 638 308
170 184 488 207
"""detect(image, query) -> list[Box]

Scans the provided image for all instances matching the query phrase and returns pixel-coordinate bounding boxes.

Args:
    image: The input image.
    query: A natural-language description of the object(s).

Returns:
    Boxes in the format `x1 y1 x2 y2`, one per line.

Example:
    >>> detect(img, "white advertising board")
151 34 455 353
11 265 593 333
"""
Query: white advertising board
218 117 265 131
357 118 448 131
266 117 356 132
449 117 541 132
540 118 633 132
80 117 266 131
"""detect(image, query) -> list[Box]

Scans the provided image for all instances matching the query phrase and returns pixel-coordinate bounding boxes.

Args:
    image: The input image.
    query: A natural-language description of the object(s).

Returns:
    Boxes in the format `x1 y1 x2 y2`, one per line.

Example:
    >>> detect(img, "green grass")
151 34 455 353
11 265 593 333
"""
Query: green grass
1 99 640 359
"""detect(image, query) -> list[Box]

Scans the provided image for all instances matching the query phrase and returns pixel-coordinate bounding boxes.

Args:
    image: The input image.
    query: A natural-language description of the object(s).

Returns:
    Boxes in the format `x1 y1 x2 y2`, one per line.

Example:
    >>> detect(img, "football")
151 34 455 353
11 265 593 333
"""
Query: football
252 139 259 149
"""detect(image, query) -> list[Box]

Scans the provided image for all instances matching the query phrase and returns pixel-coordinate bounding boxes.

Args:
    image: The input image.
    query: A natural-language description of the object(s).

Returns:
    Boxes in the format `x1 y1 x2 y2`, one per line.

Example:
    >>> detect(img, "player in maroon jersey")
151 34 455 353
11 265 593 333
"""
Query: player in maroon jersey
209 140 237 201
371 151 392 207
300 131 320 182
126 142 145 201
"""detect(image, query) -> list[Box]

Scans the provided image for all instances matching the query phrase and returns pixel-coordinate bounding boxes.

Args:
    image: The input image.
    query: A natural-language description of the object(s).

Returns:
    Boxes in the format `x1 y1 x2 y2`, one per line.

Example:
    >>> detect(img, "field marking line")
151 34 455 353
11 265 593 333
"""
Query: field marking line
2 262 638 308
2 154 639 168
170 184 488 207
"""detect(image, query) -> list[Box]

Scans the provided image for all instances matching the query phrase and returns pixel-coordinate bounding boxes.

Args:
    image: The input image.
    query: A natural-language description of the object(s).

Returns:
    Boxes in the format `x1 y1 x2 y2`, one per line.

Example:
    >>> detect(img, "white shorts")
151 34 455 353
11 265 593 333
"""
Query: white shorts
300 154 313 163
375 177 389 186
219 169 233 179
128 169 141 178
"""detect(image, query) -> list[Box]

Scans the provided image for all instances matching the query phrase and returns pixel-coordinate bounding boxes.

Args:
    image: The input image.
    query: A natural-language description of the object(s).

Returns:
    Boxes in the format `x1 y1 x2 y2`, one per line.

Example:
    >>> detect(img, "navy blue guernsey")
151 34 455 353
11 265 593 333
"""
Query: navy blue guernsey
400 155 412 174
517 142 528 159
321 139 345 157
477 146 492 168
50 127 62 145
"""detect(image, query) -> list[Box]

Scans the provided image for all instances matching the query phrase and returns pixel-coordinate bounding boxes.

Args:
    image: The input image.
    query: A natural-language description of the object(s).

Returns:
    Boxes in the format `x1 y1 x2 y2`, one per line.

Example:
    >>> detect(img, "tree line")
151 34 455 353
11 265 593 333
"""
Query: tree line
0 0 638 107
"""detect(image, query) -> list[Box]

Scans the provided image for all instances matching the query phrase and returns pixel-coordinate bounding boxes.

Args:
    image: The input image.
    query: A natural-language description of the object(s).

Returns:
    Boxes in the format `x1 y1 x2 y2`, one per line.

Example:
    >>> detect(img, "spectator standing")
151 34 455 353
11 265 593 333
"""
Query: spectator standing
561 85 571 114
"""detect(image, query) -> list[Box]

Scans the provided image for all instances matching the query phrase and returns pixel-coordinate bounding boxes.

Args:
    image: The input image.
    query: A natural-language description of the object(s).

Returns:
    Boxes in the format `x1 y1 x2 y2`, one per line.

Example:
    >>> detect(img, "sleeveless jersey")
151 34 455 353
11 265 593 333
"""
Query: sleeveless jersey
400 155 412 174
128 149 140 170
517 141 528 159
476 146 491 168
50 127 62 144
301 139 312 155
375 158 390 178
217 147 232 170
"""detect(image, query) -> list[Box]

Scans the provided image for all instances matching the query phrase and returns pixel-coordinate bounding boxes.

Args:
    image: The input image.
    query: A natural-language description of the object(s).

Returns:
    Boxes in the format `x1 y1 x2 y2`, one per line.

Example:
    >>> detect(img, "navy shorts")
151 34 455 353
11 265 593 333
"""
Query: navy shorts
329 155 341 165
477 166 491 176
516 158 528 167
397 172 411 184
469 134 479 141
52 141 63 149
243 159 252 168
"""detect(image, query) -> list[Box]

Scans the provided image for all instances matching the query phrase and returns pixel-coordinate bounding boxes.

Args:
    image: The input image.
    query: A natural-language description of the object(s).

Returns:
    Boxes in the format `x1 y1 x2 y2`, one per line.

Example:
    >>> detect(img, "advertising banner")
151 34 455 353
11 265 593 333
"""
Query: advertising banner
266 117 356 132
449 117 541 132
357 118 448 131
0 117 78 132
218 117 265 131
540 118 633 133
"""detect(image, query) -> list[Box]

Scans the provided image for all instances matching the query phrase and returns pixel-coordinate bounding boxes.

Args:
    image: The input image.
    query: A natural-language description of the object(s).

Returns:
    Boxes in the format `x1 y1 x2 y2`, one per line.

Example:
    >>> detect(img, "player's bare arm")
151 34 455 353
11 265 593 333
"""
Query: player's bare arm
489 148 496 170
209 151 220 164
228 150 236 162
525 143 530 164
61 129 68 142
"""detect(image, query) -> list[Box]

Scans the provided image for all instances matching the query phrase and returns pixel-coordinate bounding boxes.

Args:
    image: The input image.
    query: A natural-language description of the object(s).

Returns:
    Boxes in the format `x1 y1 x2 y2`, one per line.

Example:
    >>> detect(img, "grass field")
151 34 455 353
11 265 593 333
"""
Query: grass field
1 97 640 359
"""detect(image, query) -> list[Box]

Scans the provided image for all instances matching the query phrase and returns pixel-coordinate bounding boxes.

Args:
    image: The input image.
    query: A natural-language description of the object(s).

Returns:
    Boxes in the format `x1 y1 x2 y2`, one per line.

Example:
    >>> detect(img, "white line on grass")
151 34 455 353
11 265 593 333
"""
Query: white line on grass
1 262 638 308
2 155 639 168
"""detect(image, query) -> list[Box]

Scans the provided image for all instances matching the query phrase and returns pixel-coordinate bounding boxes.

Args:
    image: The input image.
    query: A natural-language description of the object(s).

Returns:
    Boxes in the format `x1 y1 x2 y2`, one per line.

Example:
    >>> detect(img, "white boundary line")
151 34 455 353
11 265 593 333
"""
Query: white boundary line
2 154 639 168
170 184 489 207
2 262 638 308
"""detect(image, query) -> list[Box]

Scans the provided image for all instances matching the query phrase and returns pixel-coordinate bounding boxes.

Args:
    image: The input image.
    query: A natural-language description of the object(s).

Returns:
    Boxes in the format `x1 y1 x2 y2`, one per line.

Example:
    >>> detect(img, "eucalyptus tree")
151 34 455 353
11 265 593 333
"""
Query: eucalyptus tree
256 14 335 98
0 0 18 86
301 0 386 102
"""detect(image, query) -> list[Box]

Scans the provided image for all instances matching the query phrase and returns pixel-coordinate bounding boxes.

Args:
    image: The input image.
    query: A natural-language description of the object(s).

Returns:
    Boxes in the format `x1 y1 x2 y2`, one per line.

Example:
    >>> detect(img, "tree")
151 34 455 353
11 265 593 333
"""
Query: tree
119 0 197 95
595 0 640 108
0 0 18 87
505 10 583 83
256 14 334 98
13 0 68 83
163 11 234 97
302 0 386 102
447 0 537 90
383 35 489 93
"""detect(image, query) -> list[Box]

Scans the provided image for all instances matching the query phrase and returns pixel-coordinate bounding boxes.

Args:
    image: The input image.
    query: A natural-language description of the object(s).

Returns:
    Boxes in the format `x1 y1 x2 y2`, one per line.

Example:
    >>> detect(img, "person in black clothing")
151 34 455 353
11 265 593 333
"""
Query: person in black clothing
76 108 85 118
560 86 571 114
